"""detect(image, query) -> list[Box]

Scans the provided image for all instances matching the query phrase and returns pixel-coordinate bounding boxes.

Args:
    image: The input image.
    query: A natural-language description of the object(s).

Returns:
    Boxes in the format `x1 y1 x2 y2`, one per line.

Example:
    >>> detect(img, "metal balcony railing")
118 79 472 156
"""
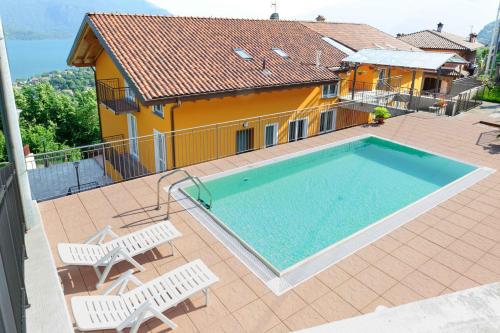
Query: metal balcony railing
97 79 140 114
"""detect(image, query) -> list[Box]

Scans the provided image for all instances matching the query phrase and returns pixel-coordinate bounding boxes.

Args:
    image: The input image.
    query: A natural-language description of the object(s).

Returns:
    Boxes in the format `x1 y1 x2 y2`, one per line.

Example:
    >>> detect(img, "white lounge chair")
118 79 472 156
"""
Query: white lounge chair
71 259 218 332
58 221 181 288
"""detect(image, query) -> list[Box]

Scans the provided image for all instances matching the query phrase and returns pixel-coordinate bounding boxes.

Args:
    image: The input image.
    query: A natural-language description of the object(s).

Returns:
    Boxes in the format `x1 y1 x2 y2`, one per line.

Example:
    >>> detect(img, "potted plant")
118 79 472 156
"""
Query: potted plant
373 106 391 124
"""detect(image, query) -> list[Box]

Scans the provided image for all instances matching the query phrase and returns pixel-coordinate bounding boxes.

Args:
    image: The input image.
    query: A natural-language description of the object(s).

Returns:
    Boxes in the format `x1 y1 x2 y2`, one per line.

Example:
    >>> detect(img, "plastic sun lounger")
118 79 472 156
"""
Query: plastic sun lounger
57 221 181 288
71 259 219 333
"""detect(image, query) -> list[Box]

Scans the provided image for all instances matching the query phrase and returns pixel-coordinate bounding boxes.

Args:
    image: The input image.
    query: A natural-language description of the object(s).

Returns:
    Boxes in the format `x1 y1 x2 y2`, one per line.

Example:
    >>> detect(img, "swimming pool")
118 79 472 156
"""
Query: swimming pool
178 134 492 293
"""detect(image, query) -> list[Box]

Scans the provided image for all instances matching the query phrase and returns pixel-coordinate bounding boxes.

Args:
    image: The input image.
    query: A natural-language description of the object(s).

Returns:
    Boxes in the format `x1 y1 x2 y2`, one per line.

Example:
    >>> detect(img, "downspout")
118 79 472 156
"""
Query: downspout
169 98 181 169
91 66 103 141
351 63 358 100
409 70 416 109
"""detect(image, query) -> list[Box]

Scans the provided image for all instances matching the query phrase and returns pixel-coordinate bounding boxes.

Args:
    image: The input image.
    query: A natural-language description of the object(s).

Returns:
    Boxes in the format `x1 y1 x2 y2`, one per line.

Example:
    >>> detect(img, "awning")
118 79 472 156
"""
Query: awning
342 48 468 71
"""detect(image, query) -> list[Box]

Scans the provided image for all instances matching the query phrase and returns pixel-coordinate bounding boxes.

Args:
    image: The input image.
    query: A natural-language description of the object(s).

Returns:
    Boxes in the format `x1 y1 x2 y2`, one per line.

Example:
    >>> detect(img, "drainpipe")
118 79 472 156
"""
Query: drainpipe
409 70 416 109
169 98 181 169
351 63 358 100
0 19 36 228
91 66 104 141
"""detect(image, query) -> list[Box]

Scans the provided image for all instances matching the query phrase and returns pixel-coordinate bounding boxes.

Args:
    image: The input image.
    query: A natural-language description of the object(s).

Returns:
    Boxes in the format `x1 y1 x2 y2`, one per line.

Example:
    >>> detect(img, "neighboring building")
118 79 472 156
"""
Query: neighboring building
302 21 466 95
397 22 483 90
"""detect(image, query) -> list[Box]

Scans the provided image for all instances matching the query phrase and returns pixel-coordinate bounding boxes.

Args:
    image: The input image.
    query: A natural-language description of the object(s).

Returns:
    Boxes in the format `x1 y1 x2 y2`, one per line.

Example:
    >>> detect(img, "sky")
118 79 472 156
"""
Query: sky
147 0 497 37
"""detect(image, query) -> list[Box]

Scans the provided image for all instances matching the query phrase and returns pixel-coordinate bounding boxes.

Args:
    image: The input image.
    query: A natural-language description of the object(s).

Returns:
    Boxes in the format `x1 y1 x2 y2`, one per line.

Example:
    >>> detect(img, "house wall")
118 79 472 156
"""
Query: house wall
344 65 424 92
94 50 341 172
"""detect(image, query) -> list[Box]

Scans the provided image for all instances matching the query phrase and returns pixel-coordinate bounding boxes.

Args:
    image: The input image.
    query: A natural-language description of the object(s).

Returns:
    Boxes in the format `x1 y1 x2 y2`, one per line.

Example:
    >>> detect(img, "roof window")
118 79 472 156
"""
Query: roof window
234 48 253 60
272 48 289 59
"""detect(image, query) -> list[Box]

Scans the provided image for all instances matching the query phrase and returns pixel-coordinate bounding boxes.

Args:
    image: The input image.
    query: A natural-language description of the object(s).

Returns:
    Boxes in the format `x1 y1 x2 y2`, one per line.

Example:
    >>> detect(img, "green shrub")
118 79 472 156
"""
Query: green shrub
373 106 391 119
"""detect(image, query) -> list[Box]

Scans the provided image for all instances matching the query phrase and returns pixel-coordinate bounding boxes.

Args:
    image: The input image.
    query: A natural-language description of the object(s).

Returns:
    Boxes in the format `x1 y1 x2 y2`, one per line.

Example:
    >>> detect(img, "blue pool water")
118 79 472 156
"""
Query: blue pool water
186 137 476 271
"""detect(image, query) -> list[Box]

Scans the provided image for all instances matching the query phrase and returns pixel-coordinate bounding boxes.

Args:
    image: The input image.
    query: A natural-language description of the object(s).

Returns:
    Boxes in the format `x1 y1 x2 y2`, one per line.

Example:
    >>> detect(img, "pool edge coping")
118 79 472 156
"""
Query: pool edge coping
170 133 496 295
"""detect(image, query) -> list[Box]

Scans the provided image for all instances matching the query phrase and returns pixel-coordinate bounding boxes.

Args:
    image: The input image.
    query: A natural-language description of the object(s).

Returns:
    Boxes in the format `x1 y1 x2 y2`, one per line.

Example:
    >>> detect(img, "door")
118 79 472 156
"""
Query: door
127 113 139 159
288 118 308 142
319 109 337 133
124 79 136 102
236 128 254 154
153 129 167 172
264 123 278 148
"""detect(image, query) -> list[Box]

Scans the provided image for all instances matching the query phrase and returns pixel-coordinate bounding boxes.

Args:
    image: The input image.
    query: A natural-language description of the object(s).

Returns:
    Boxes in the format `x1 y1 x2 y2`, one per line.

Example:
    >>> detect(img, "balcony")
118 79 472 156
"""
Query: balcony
97 79 140 114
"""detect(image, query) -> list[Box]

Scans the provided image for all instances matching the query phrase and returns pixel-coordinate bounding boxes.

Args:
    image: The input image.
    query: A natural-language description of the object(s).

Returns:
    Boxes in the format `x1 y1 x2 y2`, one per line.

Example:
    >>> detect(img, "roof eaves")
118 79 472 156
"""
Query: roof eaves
85 14 147 105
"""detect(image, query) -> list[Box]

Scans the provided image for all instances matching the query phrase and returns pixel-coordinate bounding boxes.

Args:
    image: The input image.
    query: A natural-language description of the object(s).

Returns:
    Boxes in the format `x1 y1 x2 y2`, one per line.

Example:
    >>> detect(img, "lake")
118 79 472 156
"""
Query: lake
6 39 74 80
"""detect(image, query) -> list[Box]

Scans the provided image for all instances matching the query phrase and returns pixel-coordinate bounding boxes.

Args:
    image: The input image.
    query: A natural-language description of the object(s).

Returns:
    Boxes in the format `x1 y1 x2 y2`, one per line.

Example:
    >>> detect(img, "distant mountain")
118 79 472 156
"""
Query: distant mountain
0 0 168 40
478 21 495 45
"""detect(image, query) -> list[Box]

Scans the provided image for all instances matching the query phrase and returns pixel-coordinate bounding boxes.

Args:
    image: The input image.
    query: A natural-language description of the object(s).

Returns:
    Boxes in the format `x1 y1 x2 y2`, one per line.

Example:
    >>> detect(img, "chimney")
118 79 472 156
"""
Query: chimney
316 50 322 69
469 32 477 43
316 15 326 22
396 33 403 38
270 12 279 20
437 22 443 32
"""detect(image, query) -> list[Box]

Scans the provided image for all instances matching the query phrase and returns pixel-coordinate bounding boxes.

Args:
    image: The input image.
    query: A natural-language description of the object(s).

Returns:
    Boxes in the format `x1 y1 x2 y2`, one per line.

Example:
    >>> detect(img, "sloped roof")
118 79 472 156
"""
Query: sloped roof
342 49 467 70
398 30 483 51
301 22 419 52
69 14 346 103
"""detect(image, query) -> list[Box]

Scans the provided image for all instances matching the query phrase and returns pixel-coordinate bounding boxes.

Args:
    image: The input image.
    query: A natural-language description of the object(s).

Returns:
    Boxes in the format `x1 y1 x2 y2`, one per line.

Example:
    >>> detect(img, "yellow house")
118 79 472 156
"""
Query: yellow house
67 14 372 177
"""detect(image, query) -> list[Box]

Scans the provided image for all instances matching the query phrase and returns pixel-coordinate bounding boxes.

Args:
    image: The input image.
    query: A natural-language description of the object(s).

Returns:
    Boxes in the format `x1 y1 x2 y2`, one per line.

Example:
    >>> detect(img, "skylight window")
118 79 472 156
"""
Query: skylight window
234 48 253 60
272 48 289 59
321 37 354 55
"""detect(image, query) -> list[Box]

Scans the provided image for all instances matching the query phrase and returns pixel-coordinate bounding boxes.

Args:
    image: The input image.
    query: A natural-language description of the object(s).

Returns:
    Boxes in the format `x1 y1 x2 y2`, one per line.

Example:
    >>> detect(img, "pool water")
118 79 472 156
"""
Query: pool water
185 137 476 272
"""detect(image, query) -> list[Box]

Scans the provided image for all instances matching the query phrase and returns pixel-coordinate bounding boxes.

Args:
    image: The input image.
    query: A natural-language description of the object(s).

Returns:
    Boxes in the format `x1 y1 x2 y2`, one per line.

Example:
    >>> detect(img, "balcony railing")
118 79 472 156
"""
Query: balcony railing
97 79 140 114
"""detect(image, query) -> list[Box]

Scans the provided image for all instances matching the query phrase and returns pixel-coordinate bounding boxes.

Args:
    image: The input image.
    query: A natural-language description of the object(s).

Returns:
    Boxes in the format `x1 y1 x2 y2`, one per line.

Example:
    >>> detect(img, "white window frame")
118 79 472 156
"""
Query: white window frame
153 129 167 172
322 82 339 98
264 123 279 147
124 79 136 102
319 109 337 134
288 117 308 142
152 104 164 118
127 113 139 160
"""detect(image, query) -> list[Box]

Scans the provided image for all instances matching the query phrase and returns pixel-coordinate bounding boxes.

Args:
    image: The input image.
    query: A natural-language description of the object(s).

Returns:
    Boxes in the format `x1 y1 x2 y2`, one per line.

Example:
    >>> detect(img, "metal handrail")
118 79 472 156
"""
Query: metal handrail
156 169 213 219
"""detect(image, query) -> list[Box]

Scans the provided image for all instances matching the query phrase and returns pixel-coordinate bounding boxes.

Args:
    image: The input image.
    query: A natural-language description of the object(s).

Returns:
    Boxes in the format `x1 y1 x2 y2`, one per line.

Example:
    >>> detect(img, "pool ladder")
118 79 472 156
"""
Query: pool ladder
156 169 213 219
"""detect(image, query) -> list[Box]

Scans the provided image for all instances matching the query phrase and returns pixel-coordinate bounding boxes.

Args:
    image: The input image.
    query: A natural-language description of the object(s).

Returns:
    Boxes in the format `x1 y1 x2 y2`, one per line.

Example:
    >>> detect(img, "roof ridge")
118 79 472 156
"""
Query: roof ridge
87 12 305 23
300 21 367 26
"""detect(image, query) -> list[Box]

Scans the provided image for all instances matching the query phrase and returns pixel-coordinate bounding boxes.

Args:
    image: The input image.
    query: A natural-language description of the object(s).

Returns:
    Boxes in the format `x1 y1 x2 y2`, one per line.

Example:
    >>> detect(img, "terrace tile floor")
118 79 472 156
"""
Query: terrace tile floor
39 105 500 333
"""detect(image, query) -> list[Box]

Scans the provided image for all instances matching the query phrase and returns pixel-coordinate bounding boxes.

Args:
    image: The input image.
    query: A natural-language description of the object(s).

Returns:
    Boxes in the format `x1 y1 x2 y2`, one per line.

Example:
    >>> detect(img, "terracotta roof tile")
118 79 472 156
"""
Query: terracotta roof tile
85 14 346 102
398 30 483 51
301 22 418 52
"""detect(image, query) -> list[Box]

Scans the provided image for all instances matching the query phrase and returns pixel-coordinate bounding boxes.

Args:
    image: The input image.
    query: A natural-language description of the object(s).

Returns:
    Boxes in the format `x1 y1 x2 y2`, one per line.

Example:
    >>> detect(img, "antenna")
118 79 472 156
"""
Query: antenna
271 1 277 13
470 25 474 34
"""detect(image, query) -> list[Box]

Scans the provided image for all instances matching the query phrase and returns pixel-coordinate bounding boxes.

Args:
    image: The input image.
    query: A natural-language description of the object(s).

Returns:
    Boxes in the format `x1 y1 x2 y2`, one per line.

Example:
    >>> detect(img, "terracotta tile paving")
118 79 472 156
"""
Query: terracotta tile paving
39 110 500 332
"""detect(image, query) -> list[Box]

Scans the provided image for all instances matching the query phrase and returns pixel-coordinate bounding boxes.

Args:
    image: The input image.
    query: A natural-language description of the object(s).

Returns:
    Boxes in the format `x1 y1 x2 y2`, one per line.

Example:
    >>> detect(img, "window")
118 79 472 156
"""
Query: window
319 109 337 133
236 128 254 154
272 48 289 59
264 123 278 147
152 104 164 118
234 48 253 60
289 118 308 142
322 82 338 98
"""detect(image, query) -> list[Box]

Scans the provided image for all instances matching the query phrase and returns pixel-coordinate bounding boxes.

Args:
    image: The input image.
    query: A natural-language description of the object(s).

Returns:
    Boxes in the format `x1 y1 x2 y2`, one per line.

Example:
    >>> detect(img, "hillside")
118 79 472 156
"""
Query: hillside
0 0 168 39
478 21 495 45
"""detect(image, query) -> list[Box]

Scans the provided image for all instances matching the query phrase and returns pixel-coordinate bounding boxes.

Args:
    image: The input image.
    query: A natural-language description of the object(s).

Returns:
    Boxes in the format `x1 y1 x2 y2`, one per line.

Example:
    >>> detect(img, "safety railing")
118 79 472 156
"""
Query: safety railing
156 169 213 219
97 79 139 114
26 97 414 202
0 163 28 333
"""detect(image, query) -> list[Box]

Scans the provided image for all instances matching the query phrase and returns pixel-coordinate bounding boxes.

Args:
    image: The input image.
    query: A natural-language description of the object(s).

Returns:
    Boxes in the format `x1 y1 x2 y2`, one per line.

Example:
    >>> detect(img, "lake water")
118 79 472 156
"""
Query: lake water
6 39 74 80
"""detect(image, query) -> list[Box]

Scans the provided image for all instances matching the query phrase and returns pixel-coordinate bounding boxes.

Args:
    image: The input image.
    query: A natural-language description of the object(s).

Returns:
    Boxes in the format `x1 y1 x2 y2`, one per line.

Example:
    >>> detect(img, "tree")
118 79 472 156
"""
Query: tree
14 81 100 153
0 131 7 163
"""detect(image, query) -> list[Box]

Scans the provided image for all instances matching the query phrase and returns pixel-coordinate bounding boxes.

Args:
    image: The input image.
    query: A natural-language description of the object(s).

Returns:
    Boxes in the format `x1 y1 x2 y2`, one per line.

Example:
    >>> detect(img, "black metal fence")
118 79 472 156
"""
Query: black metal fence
0 163 28 333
